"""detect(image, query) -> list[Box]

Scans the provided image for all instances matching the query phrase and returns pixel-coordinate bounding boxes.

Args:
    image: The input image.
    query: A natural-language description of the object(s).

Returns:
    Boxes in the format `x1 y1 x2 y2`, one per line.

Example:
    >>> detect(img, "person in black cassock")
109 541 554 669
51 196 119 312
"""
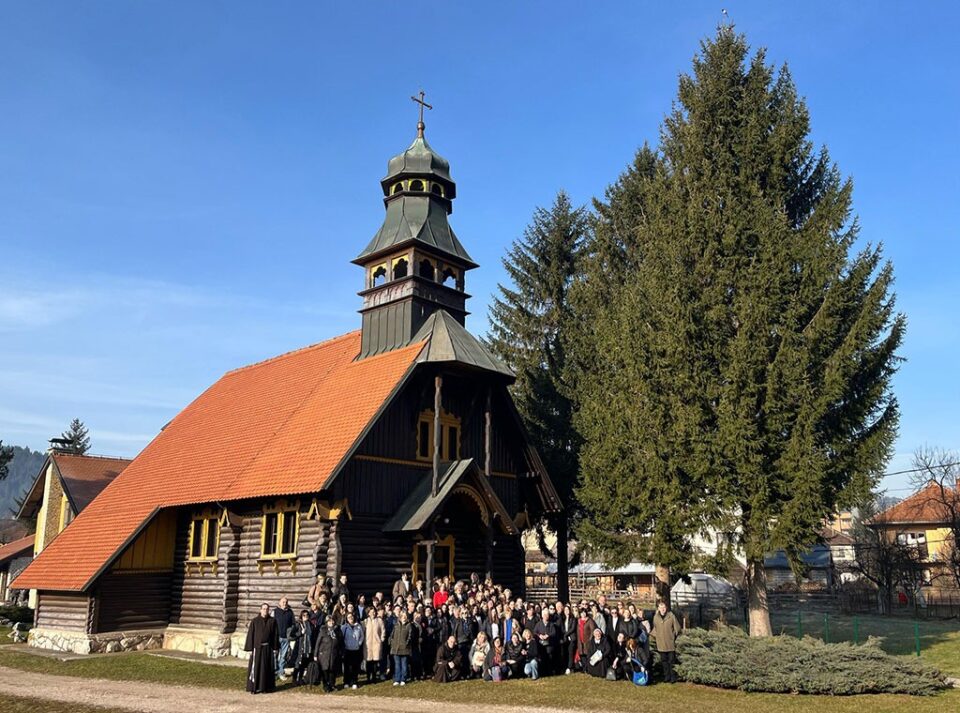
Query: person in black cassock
433 634 463 683
244 602 279 694
584 626 611 679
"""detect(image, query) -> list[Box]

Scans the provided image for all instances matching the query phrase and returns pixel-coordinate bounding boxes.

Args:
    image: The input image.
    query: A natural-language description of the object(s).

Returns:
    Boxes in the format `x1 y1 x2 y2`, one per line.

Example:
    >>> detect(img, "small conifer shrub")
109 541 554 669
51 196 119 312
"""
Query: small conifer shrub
675 627 945 695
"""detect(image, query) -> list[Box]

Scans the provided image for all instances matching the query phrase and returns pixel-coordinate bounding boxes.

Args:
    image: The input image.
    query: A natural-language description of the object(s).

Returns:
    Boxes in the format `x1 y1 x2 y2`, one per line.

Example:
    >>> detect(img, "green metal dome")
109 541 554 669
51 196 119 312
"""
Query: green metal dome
383 134 453 185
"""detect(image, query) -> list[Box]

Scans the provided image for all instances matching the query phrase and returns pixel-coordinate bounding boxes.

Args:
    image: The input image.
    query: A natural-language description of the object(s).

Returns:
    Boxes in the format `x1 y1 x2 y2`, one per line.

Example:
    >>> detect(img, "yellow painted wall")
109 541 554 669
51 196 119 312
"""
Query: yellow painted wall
113 510 177 571
926 527 953 561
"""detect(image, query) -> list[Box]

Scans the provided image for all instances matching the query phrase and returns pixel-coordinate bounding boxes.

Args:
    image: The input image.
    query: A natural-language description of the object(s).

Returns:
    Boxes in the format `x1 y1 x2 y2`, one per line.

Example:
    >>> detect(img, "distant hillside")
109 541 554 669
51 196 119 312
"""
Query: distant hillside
0 445 45 517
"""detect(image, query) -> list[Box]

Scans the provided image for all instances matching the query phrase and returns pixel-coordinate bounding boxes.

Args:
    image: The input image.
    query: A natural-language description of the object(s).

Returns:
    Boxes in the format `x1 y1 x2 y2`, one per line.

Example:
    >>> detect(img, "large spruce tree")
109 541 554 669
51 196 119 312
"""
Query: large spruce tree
488 191 588 601
573 28 904 635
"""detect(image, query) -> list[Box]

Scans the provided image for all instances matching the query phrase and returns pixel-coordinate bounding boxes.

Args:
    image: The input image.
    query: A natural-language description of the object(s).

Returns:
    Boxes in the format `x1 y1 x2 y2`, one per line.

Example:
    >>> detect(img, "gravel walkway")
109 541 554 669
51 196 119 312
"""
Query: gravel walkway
0 665 569 713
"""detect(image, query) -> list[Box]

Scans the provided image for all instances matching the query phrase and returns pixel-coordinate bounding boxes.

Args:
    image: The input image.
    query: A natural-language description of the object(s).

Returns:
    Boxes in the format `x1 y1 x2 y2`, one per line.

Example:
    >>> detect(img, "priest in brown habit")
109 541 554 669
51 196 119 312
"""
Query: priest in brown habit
244 602 280 694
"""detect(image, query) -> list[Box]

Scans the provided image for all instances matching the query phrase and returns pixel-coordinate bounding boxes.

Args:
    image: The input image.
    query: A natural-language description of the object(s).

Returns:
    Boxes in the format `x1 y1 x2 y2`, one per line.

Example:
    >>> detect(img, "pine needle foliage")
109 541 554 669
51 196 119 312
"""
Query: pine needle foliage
61 418 91 455
676 627 945 695
570 27 905 630
488 191 588 571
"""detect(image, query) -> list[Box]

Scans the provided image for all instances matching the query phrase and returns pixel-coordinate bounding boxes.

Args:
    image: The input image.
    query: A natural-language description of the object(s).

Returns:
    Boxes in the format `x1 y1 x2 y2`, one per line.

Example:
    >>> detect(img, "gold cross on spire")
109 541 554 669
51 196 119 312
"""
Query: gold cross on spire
411 90 432 137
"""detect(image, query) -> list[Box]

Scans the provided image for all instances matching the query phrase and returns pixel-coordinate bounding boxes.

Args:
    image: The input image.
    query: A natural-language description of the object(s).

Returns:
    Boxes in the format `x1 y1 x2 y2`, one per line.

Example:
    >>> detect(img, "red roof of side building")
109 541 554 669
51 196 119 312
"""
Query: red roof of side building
13 331 424 592
54 454 132 512
870 482 959 526
0 535 35 564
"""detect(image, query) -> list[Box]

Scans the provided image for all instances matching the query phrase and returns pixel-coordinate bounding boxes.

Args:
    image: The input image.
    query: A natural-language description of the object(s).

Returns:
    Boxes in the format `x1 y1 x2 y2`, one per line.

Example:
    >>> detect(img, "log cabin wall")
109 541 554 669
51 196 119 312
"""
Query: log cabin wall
235 502 329 625
338 513 415 599
95 571 171 632
169 510 228 632
331 372 532 596
220 523 242 634
35 591 92 632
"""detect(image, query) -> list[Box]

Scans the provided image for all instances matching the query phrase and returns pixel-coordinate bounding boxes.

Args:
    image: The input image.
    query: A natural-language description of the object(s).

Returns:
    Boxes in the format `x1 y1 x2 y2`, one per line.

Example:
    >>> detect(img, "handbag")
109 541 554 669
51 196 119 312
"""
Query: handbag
632 664 648 686
605 668 617 681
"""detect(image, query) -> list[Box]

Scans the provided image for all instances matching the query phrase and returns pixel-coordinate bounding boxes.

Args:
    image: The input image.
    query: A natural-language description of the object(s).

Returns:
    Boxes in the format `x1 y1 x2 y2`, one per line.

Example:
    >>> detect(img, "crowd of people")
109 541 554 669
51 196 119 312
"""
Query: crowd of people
243 571 683 694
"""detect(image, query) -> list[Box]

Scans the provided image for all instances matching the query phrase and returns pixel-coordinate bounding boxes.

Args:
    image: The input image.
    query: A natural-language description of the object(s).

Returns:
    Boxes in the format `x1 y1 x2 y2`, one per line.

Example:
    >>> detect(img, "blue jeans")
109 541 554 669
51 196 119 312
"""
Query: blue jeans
276 639 290 677
524 658 539 680
393 654 409 683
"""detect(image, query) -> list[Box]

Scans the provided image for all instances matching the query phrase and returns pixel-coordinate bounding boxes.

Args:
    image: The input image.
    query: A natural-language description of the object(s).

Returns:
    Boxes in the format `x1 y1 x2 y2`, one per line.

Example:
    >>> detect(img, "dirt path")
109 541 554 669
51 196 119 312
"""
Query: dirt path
0 665 570 713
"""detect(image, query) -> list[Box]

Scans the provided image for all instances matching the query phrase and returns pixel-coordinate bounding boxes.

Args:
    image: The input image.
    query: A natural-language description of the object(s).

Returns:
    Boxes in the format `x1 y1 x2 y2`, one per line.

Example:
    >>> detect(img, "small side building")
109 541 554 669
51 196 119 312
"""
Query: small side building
16 452 131 608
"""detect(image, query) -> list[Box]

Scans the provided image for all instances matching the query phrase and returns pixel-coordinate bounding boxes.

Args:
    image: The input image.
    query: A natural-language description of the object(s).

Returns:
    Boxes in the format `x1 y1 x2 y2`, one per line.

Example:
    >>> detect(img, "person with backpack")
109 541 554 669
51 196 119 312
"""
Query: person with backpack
651 600 682 683
389 609 414 686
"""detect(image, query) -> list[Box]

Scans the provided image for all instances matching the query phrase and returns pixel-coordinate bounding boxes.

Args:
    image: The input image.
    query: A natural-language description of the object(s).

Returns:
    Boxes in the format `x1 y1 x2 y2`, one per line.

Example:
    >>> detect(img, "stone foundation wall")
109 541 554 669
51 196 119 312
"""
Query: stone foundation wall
29 627 165 655
29 625 250 659
162 627 242 659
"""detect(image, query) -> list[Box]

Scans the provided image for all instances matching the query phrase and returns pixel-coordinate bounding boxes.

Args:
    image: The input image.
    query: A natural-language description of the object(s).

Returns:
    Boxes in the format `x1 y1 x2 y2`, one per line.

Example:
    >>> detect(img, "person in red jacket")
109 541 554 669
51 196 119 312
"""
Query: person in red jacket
433 580 450 609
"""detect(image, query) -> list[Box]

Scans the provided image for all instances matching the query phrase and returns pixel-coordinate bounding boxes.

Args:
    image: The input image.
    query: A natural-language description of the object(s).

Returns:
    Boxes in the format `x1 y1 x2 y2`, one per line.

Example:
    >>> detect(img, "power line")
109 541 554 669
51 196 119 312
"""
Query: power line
878 461 960 479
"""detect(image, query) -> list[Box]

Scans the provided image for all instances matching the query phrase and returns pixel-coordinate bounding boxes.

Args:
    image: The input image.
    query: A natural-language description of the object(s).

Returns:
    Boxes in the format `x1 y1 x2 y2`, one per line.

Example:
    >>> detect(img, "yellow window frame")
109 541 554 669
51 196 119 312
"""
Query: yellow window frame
260 501 300 560
416 408 461 462
57 493 71 533
187 509 220 563
412 534 455 582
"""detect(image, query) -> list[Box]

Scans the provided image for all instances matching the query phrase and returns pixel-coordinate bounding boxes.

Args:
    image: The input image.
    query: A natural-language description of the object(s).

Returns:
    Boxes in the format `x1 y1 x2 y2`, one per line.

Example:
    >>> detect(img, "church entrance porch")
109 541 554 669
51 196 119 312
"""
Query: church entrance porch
385 459 518 586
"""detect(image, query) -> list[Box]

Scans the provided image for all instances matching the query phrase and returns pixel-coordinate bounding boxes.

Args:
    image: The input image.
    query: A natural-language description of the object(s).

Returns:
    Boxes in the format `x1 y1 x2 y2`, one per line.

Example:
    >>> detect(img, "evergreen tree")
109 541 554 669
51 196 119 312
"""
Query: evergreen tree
0 440 13 481
488 191 588 601
572 27 904 635
61 418 91 455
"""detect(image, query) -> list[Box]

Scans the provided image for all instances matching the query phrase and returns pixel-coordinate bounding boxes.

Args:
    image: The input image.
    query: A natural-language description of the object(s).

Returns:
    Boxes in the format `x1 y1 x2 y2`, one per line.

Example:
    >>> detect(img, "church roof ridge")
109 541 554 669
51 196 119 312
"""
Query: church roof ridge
50 453 133 464
225 330 361 376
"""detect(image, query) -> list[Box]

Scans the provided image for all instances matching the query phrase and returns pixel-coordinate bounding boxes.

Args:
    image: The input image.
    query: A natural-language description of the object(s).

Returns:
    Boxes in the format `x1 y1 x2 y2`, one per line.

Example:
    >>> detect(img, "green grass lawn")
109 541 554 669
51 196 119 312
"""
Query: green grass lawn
0 645 957 713
768 610 960 676
0 626 12 645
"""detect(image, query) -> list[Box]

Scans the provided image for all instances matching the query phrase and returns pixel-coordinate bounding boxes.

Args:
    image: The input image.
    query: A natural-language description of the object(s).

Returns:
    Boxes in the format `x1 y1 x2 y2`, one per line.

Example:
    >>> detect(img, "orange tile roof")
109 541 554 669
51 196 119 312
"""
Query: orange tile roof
53 453 132 512
0 534 34 564
14 331 424 592
870 482 959 526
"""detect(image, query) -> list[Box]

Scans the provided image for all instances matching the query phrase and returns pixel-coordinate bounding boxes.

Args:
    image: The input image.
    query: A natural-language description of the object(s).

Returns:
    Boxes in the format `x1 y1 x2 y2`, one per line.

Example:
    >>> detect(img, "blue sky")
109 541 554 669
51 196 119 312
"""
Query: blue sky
1 2 957 496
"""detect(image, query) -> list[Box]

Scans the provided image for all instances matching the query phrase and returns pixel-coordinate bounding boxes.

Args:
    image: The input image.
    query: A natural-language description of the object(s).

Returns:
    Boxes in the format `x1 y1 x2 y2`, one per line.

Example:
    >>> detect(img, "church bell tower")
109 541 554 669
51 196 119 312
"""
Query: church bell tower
353 93 477 359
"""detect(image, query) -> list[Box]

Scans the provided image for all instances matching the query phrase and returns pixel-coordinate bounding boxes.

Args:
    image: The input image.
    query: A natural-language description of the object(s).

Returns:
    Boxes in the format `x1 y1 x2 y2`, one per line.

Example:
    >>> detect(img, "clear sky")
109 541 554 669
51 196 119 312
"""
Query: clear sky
1 2 957 496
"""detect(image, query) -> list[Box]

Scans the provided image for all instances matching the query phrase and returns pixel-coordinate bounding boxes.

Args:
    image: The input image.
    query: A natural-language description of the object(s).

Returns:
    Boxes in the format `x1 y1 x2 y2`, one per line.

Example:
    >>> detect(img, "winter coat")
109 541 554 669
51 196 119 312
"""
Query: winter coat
290 620 315 667
364 616 385 661
314 624 342 670
390 620 414 656
576 617 596 658
392 579 411 602
341 621 364 652
651 610 682 652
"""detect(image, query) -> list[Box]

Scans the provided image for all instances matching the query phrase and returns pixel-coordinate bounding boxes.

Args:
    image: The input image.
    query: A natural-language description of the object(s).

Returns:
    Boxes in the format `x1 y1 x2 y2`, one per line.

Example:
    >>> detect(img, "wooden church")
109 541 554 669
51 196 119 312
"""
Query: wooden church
13 106 561 656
